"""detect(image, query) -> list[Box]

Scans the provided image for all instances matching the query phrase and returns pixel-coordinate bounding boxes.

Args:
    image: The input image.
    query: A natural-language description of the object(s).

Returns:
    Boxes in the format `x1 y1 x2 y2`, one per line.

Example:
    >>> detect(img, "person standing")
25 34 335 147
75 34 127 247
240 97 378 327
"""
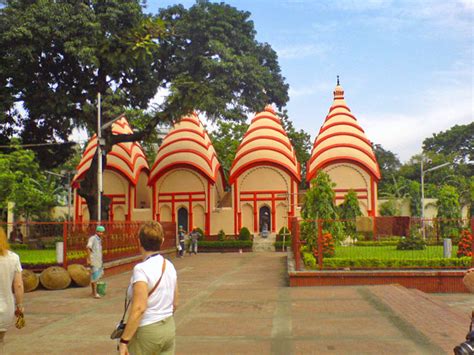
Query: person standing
189 227 200 255
87 225 104 299
177 226 185 258
0 228 24 353
119 221 178 355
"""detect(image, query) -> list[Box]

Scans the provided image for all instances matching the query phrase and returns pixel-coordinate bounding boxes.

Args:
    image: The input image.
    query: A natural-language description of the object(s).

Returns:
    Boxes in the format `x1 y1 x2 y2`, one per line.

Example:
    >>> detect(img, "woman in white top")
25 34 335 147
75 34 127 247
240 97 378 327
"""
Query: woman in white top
0 228 24 353
119 221 178 355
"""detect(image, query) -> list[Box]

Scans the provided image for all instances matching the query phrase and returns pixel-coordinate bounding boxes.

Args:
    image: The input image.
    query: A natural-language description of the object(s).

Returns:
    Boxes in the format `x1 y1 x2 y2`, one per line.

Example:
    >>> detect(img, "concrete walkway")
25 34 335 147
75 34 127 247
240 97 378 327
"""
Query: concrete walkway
4 253 470 354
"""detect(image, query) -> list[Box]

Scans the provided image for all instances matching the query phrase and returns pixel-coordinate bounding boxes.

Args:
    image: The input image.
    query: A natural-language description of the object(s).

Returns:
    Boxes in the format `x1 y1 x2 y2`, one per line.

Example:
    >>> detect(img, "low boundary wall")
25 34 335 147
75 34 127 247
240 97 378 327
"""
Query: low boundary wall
287 249 468 293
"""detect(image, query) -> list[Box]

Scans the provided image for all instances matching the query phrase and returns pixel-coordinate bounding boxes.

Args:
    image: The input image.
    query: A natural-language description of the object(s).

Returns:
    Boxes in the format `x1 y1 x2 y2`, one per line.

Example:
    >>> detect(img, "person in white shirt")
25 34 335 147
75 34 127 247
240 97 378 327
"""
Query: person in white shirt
119 221 178 355
0 228 24 354
86 225 104 299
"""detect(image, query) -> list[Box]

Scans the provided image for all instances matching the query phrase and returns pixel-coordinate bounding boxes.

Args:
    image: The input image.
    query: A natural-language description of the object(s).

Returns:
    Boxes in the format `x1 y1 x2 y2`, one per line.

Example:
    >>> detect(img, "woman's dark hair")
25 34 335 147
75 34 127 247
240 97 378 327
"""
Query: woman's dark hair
138 221 164 251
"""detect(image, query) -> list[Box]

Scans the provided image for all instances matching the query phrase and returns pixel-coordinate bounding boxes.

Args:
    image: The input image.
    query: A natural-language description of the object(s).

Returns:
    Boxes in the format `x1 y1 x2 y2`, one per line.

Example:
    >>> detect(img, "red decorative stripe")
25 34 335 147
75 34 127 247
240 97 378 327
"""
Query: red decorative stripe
241 190 287 195
306 156 381 182
159 191 205 196
329 105 351 113
231 145 296 171
229 159 301 184
334 188 367 192
243 125 287 139
240 197 286 202
180 117 201 127
309 143 377 166
148 161 219 186
324 112 357 122
251 113 281 125
313 132 372 149
158 137 212 152
335 195 368 200
166 128 206 139
319 121 365 134
150 148 215 172
238 135 292 151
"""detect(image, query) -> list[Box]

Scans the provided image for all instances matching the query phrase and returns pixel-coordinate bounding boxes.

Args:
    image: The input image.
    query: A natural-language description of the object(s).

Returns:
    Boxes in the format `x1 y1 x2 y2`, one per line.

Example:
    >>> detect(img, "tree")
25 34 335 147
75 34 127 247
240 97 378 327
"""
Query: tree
339 190 362 236
423 122 474 164
301 171 344 249
278 109 312 186
436 185 462 239
1 1 289 220
0 147 58 221
373 143 401 191
210 120 249 178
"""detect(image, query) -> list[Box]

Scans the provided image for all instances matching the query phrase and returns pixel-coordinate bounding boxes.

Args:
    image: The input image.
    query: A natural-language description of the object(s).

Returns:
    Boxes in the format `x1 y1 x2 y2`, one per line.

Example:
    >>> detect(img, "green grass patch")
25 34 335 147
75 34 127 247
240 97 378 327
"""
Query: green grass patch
334 245 458 259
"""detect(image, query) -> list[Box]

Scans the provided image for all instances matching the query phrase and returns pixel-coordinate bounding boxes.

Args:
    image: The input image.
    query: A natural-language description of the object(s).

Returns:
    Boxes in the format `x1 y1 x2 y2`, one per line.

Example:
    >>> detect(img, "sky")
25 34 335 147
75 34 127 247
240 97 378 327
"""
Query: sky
146 0 473 162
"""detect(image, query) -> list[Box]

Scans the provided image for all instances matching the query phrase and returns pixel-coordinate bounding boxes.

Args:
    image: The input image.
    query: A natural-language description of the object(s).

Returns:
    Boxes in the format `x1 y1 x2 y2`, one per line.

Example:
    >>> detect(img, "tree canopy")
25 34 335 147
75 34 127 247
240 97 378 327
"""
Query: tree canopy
0 0 289 219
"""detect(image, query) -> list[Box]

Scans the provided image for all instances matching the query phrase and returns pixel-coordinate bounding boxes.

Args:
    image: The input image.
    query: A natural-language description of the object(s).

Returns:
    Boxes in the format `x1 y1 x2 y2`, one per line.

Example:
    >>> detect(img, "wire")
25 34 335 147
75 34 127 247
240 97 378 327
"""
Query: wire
0 142 78 149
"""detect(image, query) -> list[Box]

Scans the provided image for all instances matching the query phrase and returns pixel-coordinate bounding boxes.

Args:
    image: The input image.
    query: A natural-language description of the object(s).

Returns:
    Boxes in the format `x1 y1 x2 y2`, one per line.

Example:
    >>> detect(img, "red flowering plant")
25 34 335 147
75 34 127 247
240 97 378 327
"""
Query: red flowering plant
457 229 473 257
313 232 335 258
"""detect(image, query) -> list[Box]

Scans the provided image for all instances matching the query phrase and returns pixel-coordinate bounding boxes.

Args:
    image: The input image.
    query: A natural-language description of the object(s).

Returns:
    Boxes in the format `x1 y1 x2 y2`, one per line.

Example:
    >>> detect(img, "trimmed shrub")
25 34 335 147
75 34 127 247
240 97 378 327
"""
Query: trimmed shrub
457 229 473 257
302 252 316 268
355 241 399 247
217 229 226 241
322 257 470 269
274 240 291 249
277 226 291 241
10 244 29 250
199 240 252 248
397 228 426 250
239 227 251 241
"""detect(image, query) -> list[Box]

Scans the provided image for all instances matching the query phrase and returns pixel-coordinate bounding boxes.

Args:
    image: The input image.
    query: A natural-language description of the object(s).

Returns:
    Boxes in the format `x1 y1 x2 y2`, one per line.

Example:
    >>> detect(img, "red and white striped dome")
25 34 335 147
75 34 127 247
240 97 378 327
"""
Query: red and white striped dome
307 84 381 182
72 115 149 186
149 113 222 185
229 105 301 183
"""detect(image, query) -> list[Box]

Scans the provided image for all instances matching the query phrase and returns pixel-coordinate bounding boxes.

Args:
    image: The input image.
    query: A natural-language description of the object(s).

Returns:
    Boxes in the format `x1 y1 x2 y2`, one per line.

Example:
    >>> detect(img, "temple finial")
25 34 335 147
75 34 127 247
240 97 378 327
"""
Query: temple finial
337 75 340 86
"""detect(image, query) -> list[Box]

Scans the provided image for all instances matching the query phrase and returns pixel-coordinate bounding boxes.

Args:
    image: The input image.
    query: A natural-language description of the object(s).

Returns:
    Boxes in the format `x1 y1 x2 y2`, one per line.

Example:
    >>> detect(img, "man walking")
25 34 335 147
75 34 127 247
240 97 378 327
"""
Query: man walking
86 225 104 298
177 225 185 257
189 227 200 255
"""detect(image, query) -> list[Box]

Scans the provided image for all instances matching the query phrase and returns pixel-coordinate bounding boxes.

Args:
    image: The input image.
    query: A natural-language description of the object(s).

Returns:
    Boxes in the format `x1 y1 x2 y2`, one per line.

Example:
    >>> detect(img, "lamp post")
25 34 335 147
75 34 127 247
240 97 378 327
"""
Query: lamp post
420 159 451 238
96 92 123 222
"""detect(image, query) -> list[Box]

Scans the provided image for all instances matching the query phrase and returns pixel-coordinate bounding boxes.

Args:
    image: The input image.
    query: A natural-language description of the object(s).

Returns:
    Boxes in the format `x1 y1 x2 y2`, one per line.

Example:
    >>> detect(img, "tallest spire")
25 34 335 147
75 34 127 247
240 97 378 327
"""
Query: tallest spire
337 75 340 86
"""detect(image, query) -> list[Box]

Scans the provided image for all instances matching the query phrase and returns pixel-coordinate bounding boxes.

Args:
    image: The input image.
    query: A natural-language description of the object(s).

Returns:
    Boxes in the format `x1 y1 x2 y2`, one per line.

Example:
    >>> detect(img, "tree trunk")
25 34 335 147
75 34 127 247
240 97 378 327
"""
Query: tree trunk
77 151 111 222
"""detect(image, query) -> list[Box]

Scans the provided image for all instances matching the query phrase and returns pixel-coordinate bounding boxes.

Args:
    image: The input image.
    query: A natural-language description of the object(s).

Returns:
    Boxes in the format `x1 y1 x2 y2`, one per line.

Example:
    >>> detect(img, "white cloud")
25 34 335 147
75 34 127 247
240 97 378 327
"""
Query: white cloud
275 43 329 60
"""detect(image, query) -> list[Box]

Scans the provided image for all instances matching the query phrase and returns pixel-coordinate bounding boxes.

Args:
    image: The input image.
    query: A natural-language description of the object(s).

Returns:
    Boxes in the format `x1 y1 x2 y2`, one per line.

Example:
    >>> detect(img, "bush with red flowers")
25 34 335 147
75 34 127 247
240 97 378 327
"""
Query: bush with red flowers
457 229 473 257
313 232 335 258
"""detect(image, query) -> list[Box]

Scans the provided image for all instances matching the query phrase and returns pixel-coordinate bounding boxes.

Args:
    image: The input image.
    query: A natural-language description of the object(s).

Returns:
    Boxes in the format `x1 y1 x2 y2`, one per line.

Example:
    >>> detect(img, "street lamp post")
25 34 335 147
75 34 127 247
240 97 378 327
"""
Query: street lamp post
420 159 451 238
96 92 123 222
45 170 75 222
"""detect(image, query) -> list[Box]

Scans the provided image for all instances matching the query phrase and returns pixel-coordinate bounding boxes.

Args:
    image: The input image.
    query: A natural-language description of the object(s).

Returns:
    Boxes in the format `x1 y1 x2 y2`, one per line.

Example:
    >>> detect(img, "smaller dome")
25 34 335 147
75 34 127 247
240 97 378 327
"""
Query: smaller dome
72 115 149 186
229 107 301 183
149 113 222 185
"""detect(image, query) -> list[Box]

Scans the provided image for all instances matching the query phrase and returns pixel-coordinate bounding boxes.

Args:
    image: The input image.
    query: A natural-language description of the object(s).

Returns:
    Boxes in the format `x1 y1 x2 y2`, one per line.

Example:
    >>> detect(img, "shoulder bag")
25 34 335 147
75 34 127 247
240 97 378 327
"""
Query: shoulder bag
110 258 167 339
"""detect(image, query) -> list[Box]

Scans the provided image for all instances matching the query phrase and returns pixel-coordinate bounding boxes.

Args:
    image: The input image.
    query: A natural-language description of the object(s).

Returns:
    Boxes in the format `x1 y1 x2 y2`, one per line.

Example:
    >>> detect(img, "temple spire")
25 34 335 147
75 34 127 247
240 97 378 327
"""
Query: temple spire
337 75 340 86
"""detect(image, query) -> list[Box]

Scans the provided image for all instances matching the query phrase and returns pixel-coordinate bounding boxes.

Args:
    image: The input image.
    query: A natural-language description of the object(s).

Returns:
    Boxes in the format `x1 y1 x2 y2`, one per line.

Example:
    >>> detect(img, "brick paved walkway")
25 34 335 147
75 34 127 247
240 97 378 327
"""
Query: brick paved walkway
4 253 469 354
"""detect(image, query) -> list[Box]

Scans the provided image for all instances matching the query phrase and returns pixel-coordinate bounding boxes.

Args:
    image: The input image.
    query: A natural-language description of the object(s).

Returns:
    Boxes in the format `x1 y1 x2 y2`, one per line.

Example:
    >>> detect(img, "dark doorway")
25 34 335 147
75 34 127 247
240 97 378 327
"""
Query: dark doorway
259 206 271 233
177 207 189 233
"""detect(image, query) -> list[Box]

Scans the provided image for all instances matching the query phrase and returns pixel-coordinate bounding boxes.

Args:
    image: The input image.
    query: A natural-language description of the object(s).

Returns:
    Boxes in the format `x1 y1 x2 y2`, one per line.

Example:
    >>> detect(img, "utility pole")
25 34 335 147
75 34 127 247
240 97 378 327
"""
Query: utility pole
97 93 102 222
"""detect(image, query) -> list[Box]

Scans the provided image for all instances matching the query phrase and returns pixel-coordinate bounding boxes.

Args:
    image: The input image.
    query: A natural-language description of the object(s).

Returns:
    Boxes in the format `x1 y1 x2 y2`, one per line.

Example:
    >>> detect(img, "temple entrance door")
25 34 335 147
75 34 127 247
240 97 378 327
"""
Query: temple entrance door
177 207 189 233
259 206 271 236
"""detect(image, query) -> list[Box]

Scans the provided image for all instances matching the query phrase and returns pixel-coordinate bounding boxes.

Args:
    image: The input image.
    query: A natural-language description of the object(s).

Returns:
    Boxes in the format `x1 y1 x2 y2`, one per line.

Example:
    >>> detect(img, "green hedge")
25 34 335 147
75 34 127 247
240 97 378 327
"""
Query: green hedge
10 244 29 250
199 240 253 248
320 257 471 269
274 241 291 249
354 241 399 247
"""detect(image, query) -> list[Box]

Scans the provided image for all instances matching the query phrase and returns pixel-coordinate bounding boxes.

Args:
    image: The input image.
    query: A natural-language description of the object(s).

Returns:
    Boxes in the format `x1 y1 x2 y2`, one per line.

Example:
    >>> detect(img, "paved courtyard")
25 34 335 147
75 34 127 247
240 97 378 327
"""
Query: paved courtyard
4 252 471 354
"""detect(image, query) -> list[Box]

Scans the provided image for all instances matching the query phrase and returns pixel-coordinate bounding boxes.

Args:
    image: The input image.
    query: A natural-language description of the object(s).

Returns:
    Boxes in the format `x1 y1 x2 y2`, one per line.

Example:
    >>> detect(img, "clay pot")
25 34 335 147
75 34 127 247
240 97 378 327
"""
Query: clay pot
463 269 474 293
22 269 39 292
67 264 90 287
40 266 71 290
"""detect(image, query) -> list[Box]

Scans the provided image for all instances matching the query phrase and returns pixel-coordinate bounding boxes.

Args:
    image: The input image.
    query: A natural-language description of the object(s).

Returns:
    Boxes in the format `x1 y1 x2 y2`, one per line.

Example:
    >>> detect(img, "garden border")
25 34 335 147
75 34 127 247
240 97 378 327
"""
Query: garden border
287 248 468 293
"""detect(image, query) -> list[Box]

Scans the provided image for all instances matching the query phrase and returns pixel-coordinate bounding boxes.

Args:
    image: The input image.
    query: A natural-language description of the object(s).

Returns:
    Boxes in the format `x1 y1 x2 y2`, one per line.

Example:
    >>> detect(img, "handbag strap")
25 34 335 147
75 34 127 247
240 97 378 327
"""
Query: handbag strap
121 258 167 321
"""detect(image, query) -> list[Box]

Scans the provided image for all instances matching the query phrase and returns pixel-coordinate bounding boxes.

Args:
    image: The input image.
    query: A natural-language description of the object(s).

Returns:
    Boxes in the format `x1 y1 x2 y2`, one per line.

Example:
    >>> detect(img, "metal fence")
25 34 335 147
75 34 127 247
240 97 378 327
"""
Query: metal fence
290 217 474 271
1 221 177 268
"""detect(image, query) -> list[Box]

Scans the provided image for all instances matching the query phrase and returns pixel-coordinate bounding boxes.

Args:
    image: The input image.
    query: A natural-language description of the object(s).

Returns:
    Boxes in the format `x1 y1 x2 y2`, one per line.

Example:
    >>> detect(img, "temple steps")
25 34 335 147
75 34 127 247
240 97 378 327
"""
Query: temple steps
252 233 276 252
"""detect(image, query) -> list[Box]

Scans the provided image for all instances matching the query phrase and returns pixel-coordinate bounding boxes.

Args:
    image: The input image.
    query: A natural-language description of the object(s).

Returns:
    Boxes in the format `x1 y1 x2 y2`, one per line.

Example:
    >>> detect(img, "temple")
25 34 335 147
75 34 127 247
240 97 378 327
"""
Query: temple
72 80 379 233
307 79 381 216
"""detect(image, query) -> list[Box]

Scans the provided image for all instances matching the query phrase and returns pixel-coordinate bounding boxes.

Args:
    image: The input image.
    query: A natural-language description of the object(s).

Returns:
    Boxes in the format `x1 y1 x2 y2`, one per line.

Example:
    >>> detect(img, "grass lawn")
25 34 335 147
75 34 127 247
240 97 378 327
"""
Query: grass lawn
16 249 86 265
334 245 459 259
